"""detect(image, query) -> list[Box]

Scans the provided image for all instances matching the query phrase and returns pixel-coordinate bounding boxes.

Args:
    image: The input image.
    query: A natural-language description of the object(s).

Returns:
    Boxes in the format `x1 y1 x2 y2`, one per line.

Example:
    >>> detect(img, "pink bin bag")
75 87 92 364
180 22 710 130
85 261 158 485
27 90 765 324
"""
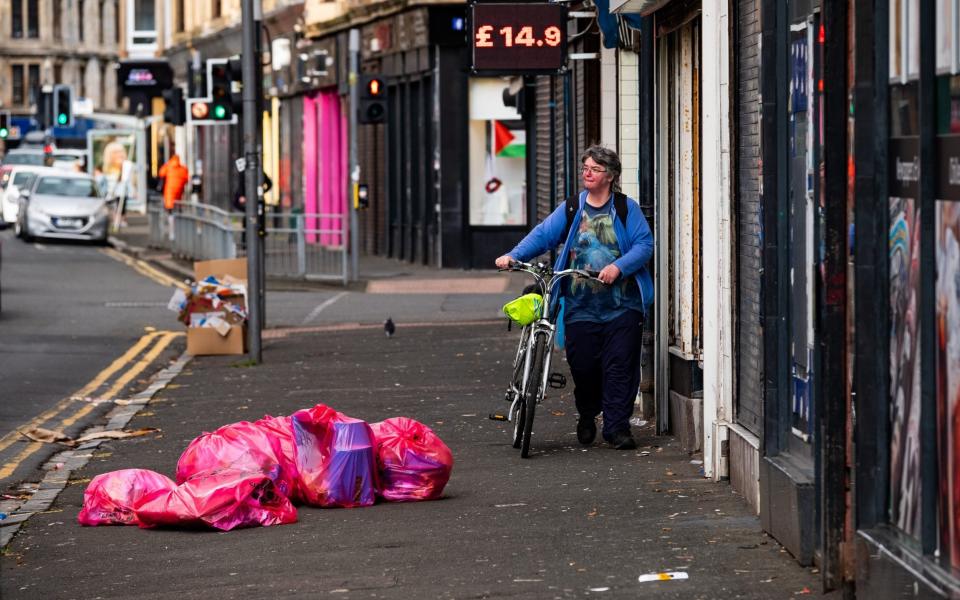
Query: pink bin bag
290 404 378 508
135 469 297 531
370 417 453 502
175 419 298 500
78 469 177 526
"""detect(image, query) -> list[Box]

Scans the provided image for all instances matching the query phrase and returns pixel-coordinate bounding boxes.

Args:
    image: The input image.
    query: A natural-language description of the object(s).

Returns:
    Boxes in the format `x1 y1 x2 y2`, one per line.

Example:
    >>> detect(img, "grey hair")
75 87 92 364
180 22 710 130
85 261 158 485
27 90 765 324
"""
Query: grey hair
580 145 622 192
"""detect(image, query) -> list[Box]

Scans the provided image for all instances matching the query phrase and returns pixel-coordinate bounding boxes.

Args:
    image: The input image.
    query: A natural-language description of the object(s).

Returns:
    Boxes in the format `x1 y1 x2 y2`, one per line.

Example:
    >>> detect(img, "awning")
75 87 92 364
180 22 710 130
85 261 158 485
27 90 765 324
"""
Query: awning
609 0 673 17
594 0 643 49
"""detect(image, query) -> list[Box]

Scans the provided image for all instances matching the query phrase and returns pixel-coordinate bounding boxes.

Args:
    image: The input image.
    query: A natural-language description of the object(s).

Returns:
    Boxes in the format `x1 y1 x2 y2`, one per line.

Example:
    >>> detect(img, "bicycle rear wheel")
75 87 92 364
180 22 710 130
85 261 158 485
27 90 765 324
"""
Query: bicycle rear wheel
520 333 547 458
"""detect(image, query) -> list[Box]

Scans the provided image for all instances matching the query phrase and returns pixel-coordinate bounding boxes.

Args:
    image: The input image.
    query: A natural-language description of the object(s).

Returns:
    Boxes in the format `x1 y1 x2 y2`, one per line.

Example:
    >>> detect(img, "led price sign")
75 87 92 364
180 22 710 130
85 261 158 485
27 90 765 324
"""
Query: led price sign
470 2 567 73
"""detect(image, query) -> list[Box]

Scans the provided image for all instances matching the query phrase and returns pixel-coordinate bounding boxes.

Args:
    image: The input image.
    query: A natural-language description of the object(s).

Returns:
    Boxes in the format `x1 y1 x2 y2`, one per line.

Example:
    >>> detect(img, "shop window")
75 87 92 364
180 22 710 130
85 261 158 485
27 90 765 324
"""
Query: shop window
467 78 527 226
786 17 820 447
935 0 960 565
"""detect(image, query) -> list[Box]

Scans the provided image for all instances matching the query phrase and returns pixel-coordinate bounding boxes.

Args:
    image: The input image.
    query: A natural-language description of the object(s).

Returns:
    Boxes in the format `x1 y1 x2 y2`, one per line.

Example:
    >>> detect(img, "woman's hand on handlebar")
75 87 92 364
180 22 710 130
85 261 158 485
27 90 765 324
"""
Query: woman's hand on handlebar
495 255 515 269
597 264 621 285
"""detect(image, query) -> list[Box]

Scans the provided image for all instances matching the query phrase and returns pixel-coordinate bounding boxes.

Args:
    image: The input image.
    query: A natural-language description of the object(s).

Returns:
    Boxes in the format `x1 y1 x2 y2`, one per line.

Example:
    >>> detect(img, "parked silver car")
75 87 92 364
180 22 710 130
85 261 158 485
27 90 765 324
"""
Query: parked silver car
15 173 112 243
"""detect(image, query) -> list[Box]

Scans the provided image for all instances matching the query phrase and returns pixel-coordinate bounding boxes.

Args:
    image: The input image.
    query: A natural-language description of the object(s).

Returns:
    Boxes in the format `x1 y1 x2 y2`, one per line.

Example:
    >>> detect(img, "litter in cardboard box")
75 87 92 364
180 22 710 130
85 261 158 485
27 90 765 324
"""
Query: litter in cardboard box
169 259 249 355
78 404 453 532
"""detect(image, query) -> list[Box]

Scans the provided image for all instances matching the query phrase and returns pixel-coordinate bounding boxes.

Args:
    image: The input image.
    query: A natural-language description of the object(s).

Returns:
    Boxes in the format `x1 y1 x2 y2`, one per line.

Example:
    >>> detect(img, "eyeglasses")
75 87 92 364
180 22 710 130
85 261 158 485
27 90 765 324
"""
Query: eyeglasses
581 165 607 174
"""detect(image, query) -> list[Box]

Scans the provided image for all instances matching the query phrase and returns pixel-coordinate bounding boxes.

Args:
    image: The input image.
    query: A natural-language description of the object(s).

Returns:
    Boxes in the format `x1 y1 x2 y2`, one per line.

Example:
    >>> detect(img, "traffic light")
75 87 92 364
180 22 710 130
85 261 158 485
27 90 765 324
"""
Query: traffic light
162 87 186 125
227 57 243 114
358 75 387 124
0 112 9 139
207 59 233 121
53 84 73 127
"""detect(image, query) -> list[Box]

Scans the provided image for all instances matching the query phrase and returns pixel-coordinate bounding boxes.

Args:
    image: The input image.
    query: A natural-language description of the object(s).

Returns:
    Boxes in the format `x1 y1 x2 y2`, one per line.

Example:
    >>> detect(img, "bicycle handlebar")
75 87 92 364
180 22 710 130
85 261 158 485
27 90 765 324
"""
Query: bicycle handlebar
501 261 603 284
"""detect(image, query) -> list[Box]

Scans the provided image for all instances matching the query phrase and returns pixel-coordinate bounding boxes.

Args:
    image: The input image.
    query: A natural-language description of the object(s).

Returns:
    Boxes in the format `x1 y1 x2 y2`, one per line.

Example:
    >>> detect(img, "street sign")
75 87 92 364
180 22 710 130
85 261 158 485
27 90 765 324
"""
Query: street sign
470 2 568 74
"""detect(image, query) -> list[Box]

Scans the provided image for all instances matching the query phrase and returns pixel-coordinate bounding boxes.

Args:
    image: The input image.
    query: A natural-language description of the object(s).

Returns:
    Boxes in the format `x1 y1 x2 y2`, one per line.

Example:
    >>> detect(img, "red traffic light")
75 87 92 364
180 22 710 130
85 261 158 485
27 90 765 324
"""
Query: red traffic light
191 102 210 119
367 78 383 96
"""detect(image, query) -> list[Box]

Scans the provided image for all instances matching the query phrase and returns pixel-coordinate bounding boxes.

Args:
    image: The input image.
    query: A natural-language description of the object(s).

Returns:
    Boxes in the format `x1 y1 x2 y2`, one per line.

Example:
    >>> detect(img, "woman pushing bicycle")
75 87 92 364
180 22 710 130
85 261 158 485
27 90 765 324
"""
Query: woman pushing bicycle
495 146 654 450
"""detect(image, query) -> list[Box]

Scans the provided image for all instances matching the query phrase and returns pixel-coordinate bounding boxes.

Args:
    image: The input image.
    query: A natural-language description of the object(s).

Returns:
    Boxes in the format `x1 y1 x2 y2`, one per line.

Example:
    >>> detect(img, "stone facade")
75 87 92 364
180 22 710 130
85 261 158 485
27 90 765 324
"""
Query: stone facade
0 0 122 115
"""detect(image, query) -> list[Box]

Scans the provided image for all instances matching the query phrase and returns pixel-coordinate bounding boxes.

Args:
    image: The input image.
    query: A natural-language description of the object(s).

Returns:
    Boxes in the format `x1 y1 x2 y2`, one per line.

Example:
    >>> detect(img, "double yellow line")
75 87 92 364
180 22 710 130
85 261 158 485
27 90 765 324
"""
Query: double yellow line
0 330 183 480
100 247 188 290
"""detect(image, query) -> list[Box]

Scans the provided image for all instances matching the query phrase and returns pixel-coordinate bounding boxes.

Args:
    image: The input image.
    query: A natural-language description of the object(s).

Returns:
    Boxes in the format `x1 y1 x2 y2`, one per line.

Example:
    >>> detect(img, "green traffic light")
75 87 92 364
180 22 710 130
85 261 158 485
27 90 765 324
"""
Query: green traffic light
0 128 8 139
213 105 227 119
57 113 67 125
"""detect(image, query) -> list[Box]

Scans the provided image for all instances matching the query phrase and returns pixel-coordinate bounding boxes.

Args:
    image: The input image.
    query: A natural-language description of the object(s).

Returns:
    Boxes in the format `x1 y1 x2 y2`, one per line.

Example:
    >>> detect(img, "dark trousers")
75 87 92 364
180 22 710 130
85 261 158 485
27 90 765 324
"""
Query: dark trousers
564 310 644 440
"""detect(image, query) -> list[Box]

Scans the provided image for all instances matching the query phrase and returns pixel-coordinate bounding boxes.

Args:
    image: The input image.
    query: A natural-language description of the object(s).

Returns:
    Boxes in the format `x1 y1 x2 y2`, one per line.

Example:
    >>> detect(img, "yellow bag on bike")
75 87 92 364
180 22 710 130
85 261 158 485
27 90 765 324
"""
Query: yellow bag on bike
502 293 543 326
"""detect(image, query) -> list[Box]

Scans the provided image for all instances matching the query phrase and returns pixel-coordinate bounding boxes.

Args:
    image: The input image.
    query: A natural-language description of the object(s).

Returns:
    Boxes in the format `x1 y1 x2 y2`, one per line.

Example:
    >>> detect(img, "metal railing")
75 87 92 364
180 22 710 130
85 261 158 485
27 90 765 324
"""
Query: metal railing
171 202 243 261
147 201 348 283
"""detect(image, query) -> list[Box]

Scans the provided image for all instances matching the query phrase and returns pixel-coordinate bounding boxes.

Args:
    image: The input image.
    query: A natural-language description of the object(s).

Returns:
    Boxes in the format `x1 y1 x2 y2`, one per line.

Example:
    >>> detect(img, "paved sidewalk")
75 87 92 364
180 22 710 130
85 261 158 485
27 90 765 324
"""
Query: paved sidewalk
110 212 528 295
0 322 827 599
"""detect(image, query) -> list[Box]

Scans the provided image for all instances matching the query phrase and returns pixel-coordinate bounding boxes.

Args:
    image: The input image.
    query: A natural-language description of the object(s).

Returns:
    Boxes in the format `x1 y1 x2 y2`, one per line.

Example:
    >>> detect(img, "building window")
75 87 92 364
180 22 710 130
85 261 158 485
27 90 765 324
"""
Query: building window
26 0 38 37
79 1 84 42
12 0 22 38
11 1 39 39
99 1 105 44
12 65 24 106
175 0 184 32
28 64 40 106
212 0 221 19
128 0 157 46
53 0 62 41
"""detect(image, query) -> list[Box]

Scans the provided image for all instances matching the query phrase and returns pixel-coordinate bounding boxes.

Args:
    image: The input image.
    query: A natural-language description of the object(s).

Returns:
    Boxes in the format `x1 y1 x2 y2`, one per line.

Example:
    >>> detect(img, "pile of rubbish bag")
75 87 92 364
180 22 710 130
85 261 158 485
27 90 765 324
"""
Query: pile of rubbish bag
167 275 247 334
77 405 453 531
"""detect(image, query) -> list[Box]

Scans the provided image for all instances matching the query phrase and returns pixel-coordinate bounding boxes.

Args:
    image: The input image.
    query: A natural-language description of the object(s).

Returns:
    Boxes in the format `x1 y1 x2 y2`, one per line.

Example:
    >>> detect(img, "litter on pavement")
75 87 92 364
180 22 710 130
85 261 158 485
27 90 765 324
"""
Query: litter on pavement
638 571 690 583
20 427 160 447
77 404 454 531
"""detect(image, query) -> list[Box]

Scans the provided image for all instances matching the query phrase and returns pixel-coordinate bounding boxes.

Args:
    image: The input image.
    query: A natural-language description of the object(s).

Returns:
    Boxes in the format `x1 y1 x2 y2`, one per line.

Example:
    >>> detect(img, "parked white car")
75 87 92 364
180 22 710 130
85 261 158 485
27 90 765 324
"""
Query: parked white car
0 165 59 225
15 172 112 243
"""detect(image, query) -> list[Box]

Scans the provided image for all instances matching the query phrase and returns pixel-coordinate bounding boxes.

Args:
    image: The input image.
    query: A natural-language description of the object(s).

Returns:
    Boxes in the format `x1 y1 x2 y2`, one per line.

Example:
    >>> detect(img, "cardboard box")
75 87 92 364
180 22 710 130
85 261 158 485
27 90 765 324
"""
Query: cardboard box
186 258 248 356
187 324 247 356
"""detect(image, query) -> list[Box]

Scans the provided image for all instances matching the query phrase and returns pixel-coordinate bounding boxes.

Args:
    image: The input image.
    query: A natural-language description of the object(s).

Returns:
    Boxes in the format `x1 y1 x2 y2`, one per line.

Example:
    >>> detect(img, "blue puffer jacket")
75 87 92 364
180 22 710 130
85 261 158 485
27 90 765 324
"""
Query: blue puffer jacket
507 191 655 318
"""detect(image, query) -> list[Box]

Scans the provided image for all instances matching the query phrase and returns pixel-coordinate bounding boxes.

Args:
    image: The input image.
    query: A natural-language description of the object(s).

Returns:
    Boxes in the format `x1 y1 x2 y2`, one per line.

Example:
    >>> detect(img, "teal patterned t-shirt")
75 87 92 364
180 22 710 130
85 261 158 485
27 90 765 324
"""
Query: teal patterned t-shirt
564 199 644 324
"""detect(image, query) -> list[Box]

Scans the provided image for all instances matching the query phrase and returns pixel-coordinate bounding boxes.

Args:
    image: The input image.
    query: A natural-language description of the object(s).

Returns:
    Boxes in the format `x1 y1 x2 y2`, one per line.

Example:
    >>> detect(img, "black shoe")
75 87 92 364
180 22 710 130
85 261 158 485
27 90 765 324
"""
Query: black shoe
576 417 597 445
608 431 637 450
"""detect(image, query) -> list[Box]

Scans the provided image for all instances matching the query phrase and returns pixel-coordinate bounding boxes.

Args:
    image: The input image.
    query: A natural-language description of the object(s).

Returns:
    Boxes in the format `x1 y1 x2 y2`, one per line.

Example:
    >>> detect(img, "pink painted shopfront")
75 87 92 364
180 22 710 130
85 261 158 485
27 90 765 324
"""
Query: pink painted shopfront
302 89 347 247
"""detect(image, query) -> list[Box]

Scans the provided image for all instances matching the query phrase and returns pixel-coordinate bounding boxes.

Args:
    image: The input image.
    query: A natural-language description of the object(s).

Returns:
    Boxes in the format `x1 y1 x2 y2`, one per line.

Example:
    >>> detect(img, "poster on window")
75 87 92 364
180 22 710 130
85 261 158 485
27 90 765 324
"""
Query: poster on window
937 201 960 566
87 129 145 213
889 197 922 538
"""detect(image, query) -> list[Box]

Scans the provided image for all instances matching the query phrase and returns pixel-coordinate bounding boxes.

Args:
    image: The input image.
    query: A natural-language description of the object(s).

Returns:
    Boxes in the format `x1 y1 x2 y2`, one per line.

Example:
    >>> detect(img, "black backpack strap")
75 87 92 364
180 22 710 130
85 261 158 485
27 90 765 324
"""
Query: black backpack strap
561 194 580 242
613 192 629 227
562 192 629 242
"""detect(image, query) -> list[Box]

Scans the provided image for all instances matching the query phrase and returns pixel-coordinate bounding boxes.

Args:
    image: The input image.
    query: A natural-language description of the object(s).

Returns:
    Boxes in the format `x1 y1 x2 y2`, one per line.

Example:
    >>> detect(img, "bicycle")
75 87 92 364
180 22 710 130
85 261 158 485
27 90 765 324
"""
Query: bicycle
490 260 600 458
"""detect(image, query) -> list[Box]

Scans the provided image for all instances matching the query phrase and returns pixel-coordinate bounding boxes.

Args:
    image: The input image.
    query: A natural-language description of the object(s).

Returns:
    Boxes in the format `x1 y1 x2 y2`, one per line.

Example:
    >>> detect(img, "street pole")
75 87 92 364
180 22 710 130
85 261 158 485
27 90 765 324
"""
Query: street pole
255 16 266 332
348 29 359 281
242 0 263 363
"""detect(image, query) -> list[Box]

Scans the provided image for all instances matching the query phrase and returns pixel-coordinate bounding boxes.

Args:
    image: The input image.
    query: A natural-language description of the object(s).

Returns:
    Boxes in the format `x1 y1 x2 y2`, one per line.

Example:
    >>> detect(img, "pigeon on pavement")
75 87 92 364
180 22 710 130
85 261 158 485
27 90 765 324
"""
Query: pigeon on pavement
384 318 395 337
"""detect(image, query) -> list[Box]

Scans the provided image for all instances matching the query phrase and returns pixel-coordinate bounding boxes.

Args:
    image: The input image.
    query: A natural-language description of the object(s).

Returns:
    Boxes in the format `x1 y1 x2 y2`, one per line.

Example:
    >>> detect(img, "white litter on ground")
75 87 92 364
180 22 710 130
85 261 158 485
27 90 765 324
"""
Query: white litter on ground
638 572 690 583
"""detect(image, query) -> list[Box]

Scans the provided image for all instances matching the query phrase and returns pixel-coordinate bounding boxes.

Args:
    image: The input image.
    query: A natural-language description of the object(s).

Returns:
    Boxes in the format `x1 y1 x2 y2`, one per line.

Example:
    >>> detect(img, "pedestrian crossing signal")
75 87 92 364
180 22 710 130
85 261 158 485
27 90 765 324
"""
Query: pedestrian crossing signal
359 75 387 124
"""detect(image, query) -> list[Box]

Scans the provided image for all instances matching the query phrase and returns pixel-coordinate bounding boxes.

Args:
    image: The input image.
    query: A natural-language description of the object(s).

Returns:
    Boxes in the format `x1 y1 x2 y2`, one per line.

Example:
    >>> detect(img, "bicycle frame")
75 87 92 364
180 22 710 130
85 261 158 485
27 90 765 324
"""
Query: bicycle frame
503 262 598 424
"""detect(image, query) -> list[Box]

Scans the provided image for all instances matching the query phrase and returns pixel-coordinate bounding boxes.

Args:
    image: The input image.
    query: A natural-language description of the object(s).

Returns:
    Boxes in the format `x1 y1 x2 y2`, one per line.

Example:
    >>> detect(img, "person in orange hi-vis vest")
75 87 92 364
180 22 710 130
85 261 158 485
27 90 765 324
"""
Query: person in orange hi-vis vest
158 154 189 211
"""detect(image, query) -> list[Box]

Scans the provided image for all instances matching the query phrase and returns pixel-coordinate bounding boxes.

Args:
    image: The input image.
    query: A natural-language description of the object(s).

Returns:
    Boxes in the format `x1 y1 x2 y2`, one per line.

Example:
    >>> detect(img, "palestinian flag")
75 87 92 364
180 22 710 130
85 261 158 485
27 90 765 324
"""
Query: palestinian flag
493 120 526 158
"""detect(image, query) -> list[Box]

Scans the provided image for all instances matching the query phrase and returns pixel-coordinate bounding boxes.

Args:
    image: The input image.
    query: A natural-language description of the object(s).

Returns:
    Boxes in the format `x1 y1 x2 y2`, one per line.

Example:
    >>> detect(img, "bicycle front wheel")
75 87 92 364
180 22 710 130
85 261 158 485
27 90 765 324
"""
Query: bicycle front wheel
520 332 547 458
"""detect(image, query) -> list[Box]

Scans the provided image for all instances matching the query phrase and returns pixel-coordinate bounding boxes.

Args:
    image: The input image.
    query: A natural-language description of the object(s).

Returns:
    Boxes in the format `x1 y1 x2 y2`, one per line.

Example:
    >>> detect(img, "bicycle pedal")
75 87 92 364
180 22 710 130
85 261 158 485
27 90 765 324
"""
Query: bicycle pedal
548 373 567 389
488 412 508 421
